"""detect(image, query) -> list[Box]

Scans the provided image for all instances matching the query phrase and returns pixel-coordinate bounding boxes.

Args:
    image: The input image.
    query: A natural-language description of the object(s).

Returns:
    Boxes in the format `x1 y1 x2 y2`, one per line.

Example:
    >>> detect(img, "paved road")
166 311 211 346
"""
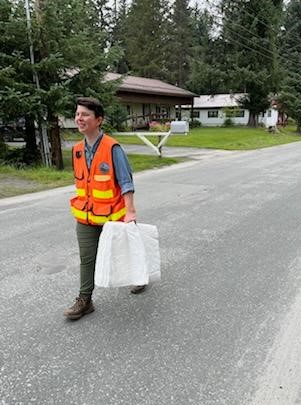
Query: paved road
1 142 301 404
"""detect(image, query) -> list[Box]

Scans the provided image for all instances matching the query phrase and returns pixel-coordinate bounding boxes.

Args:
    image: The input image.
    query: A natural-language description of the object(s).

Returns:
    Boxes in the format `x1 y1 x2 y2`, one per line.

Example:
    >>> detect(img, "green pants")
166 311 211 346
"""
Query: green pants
76 222 103 296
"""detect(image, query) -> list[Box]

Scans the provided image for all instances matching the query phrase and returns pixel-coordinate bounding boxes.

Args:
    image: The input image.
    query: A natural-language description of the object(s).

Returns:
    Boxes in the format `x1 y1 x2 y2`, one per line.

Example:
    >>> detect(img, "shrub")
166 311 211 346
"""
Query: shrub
190 120 202 128
102 121 116 134
106 105 128 131
0 139 8 159
0 146 41 168
149 121 170 132
287 117 296 126
223 118 234 127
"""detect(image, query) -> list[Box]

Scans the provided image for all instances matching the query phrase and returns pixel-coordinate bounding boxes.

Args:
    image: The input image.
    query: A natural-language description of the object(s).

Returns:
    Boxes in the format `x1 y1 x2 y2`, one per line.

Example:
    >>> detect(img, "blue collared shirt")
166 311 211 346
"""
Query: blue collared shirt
84 132 134 195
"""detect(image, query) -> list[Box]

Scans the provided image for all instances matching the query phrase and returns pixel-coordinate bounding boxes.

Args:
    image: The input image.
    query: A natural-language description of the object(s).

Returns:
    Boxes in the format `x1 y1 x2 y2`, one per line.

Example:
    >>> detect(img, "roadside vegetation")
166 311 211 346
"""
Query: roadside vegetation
1 124 300 199
0 151 182 199
65 125 301 150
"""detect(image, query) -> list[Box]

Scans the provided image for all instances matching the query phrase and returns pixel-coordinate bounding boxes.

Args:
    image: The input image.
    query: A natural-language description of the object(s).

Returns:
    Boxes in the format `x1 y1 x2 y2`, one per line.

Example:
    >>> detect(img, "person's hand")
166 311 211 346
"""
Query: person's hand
124 210 137 223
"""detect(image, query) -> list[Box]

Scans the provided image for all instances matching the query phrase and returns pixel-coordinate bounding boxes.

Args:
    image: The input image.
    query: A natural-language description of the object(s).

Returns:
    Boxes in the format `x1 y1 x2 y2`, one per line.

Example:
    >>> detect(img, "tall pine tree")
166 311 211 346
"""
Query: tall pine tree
186 5 228 94
111 0 129 73
0 0 121 169
279 0 301 132
166 0 194 87
124 0 170 80
221 0 283 126
0 0 41 164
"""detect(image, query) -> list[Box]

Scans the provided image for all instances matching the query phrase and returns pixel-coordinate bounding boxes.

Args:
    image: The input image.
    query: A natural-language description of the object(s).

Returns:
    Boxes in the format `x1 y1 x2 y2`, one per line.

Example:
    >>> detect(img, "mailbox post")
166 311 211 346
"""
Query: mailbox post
114 120 189 157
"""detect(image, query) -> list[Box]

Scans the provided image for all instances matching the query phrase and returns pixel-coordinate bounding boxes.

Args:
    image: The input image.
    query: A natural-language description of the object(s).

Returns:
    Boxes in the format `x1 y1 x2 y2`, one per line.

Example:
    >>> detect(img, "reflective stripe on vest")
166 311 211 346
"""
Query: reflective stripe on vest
92 189 114 199
88 207 126 224
76 188 85 197
71 206 126 224
71 206 88 221
76 188 114 199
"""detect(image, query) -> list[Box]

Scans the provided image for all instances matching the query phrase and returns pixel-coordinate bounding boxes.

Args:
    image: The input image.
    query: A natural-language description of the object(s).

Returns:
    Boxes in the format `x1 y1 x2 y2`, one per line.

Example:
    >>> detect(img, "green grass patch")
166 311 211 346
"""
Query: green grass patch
113 125 301 150
0 151 182 199
128 154 182 171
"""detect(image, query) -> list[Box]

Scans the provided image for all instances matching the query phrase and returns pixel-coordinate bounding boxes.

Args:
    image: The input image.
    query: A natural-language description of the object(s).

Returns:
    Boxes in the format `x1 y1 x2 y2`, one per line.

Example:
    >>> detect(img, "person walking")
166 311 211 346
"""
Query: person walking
64 97 146 320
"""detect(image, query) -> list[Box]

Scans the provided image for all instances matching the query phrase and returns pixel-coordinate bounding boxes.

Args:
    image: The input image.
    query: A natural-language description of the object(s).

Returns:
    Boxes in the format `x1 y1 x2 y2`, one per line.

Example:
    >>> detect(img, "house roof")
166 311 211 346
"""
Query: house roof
105 73 196 98
191 93 247 109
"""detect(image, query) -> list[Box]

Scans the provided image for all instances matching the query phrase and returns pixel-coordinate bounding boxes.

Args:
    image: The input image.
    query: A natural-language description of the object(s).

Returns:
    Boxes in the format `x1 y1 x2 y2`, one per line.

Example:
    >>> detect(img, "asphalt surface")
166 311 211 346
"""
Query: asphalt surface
1 142 301 404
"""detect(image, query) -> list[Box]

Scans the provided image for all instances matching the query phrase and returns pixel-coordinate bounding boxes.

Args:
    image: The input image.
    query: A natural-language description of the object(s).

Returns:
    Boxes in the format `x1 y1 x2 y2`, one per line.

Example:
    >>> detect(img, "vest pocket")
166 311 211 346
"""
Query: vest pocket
75 170 84 180
92 176 114 200
91 204 112 217
70 197 87 211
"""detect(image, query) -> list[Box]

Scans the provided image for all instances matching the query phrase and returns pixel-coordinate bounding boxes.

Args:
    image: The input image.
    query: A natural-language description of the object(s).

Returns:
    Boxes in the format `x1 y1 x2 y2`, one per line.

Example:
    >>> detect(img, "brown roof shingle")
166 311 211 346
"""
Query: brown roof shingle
105 73 195 98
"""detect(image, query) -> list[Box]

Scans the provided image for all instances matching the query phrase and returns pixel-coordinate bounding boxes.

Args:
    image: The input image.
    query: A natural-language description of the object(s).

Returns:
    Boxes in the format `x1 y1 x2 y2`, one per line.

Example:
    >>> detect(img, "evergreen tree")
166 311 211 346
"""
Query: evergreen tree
111 0 129 73
0 0 40 164
166 0 194 87
220 0 284 126
279 0 301 132
124 0 170 80
0 0 121 169
186 6 228 94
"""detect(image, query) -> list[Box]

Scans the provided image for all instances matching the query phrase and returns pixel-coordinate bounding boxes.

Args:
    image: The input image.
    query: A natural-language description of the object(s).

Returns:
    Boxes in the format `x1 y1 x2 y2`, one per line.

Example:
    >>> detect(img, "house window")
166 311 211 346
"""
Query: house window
192 111 200 118
126 105 131 115
208 110 219 118
267 109 272 117
235 110 245 118
225 109 245 118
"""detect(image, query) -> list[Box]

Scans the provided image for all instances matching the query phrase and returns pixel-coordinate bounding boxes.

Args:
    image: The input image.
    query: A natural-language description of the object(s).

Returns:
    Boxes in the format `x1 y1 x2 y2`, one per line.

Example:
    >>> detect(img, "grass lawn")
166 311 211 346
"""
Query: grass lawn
63 125 301 150
112 125 301 150
0 152 181 199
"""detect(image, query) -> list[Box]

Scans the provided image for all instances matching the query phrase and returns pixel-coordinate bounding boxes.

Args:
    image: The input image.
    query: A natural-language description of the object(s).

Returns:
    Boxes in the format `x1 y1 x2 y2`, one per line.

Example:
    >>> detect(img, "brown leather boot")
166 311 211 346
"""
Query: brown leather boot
63 295 95 320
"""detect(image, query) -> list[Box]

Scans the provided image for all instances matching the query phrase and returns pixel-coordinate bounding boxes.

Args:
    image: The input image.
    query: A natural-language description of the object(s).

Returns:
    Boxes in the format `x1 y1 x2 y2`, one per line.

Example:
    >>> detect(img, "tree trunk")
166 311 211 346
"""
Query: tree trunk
49 113 64 170
24 115 40 165
248 112 258 127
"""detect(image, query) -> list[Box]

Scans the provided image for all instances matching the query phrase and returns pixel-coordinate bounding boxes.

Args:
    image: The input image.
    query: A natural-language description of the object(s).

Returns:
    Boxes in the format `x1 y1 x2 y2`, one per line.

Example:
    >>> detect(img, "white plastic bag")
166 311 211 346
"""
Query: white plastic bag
137 223 161 283
95 222 160 288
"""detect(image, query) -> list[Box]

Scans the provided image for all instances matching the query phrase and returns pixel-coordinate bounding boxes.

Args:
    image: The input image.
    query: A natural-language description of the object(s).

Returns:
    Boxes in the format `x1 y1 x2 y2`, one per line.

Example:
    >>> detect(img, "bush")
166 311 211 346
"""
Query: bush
223 118 234 127
0 146 41 168
149 121 170 132
102 121 116 134
0 139 8 159
190 120 202 128
287 117 296 126
106 105 128 131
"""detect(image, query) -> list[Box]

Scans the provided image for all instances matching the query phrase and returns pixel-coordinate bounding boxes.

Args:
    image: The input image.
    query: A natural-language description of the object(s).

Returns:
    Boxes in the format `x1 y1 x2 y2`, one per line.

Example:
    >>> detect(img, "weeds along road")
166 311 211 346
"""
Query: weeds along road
1 142 301 405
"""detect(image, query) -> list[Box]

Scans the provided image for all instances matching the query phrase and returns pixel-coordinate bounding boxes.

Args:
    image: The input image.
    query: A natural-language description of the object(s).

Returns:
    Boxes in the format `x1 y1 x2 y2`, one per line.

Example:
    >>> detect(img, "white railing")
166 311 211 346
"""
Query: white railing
113 121 189 157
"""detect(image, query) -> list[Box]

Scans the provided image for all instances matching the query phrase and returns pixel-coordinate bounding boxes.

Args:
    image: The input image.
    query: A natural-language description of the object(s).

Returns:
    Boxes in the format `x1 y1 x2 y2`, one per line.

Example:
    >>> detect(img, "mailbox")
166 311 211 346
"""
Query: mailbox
170 120 189 134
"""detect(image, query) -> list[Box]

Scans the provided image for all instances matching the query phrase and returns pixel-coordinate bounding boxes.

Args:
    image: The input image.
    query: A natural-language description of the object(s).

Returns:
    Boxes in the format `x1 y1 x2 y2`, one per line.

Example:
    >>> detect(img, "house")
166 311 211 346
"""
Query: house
60 73 195 130
181 93 278 128
105 73 195 129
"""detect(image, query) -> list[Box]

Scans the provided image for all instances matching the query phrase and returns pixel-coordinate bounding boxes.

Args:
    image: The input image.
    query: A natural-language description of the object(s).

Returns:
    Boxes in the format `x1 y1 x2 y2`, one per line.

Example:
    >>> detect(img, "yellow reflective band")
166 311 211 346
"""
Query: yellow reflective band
88 207 126 224
92 189 114 199
71 207 88 221
110 207 127 221
94 175 111 181
76 188 86 197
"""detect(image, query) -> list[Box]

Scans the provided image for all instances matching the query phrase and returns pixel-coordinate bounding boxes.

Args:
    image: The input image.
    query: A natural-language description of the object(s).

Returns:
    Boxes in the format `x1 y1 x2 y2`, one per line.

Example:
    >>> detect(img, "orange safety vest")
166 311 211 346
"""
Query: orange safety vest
70 134 126 225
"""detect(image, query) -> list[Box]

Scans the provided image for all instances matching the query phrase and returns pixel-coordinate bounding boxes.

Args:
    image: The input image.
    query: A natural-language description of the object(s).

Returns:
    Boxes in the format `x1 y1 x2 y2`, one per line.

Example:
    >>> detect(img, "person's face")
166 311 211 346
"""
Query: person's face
75 105 103 135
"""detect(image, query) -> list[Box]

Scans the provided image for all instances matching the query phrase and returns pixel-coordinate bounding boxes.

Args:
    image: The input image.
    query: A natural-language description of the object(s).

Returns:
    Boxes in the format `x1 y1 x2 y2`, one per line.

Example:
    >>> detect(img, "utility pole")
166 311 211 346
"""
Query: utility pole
24 0 51 167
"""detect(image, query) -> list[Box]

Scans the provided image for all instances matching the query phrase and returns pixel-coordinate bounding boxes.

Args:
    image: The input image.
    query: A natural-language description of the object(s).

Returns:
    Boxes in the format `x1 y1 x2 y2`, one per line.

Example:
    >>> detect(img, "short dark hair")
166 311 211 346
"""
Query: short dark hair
76 97 104 118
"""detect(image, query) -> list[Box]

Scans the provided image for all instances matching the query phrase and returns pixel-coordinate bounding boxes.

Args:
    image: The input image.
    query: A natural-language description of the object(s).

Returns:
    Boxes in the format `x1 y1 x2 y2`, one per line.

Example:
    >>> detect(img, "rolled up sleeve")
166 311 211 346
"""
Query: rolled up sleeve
112 145 135 195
